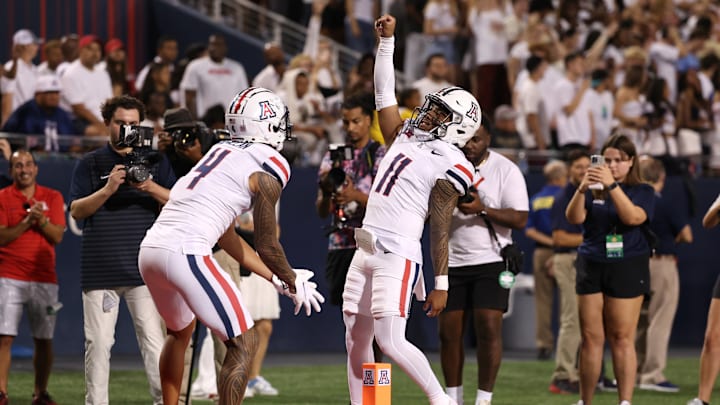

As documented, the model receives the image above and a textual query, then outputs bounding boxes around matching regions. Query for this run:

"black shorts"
[575,254,650,298]
[446,262,509,312]
[325,248,356,306]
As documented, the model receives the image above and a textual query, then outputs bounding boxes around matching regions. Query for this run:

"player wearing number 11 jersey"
[139,87,324,405]
[342,14,480,405]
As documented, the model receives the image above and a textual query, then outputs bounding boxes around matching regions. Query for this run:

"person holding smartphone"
[565,134,655,405]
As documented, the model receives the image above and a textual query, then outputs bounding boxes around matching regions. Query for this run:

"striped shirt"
[68,144,177,289]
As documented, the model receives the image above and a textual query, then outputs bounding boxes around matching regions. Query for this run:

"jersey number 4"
[187,149,231,190]
[374,153,412,196]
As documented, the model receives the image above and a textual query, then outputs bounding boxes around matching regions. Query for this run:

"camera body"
[117,125,158,183]
[329,143,353,164]
[171,124,232,155]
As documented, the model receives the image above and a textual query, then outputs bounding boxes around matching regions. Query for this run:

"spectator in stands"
[68,95,175,405]
[527,160,567,361]
[548,149,590,395]
[441,114,529,405]
[412,54,453,101]
[59,35,113,136]
[37,40,63,77]
[305,1,343,106]
[141,92,170,139]
[346,53,374,95]
[1,75,75,150]
[135,36,178,93]
[643,77,677,157]
[585,69,614,152]
[180,34,248,119]
[422,0,459,83]
[344,0,378,55]
[276,68,327,166]
[57,34,78,77]
[102,38,130,97]
[1,29,41,127]
[688,192,720,405]
[491,105,523,149]
[614,65,648,150]
[0,149,65,405]
[676,68,712,139]
[516,55,549,150]
[252,42,285,92]
[468,0,511,115]
[566,134,655,405]
[636,157,692,395]
[138,62,173,111]
[555,51,595,152]
[698,52,717,102]
[648,27,685,103]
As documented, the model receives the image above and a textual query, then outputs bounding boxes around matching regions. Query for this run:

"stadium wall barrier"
[4,157,719,355]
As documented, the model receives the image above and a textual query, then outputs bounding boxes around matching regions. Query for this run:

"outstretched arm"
[424,179,460,317]
[374,15,403,147]
[250,171,296,291]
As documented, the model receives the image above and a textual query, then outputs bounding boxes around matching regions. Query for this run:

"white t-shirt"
[411,77,452,101]
[180,56,249,118]
[142,142,290,255]
[699,71,714,102]
[554,77,593,147]
[252,65,281,92]
[586,88,615,149]
[515,77,549,148]
[362,124,475,264]
[649,41,679,102]
[468,7,510,65]
[1,59,37,112]
[448,150,529,267]
[60,60,113,121]
[424,1,456,41]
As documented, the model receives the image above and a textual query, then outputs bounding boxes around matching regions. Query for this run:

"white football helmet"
[411,86,482,148]
[225,87,293,150]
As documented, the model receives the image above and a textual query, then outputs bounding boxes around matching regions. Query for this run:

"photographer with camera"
[68,95,176,405]
[316,92,385,309]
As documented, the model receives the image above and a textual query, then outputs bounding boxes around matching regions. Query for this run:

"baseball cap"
[494,105,518,122]
[164,108,196,130]
[13,29,43,46]
[35,75,61,93]
[78,34,101,49]
[105,38,124,54]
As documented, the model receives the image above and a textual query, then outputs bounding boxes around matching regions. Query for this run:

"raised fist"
[375,15,396,38]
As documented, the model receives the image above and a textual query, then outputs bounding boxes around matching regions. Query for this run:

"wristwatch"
[607,182,620,191]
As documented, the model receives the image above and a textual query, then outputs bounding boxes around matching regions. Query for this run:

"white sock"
[446,386,463,405]
[343,312,375,405]
[619,401,631,405]
[374,316,446,403]
[476,389,492,404]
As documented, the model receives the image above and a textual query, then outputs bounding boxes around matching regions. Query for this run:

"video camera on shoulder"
[171,124,232,154]
[118,125,154,148]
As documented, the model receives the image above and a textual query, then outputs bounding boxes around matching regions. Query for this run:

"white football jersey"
[142,141,290,254]
[362,124,475,264]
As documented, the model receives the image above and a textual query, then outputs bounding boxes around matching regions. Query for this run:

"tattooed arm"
[423,179,460,317]
[249,171,296,292]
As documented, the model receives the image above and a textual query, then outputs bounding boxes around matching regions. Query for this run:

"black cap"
[164,108,196,131]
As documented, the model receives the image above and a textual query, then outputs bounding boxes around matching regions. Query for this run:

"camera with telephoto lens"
[170,124,232,154]
[118,125,160,183]
[321,144,358,233]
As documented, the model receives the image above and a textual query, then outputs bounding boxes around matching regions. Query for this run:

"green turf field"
[6,357,714,404]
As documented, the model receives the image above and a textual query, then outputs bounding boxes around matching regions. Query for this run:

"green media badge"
[498,270,515,289]
[605,234,624,258]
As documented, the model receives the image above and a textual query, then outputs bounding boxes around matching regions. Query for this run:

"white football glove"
[272,269,325,316]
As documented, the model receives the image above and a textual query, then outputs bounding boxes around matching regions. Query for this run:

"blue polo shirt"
[551,182,584,253]
[2,99,76,136]
[527,184,563,247]
[578,183,655,262]
[69,144,177,289]
[650,191,690,256]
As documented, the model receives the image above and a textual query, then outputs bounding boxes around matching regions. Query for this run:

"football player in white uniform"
[341,15,481,405]
[138,87,324,405]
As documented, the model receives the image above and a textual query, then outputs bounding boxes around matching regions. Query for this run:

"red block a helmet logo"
[258,100,277,120]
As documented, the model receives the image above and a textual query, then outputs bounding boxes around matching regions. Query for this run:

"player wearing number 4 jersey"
[342,15,479,405]
[139,87,324,405]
